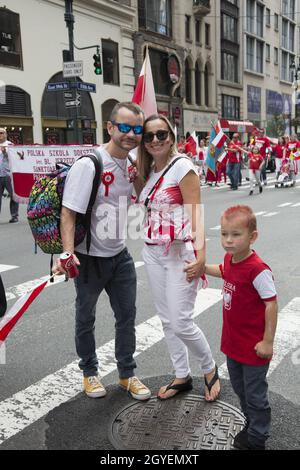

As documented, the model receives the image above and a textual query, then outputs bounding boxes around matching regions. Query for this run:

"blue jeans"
[227,357,271,447]
[74,248,137,378]
[226,163,240,189]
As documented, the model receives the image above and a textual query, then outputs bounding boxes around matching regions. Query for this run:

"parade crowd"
[178,129,300,195]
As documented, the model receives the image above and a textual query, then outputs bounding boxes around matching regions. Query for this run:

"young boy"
[205,205,278,450]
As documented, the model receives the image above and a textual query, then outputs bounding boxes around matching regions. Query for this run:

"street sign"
[65,91,81,108]
[63,61,83,78]
[77,82,96,93]
[47,82,70,91]
[64,91,74,100]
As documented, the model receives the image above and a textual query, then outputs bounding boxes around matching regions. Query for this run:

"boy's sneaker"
[119,376,151,401]
[9,216,18,223]
[259,185,263,193]
[249,190,253,196]
[83,376,107,398]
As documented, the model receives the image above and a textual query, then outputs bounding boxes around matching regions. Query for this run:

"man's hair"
[109,102,144,122]
[221,205,257,232]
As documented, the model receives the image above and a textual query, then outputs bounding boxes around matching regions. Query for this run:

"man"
[254,130,270,185]
[0,128,19,222]
[226,133,242,191]
[54,102,151,400]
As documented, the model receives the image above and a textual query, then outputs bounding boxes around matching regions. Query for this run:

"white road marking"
[0,265,18,274]
[219,298,300,380]
[5,261,145,302]
[254,211,267,216]
[210,225,221,231]
[263,212,279,217]
[277,202,292,207]
[291,202,300,207]
[0,288,222,445]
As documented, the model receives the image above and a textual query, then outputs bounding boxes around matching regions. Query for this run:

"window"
[246,0,255,34]
[274,47,279,65]
[282,0,289,17]
[204,64,210,106]
[222,14,237,42]
[281,51,289,81]
[290,0,295,20]
[282,20,288,49]
[0,8,23,69]
[205,23,210,47]
[289,23,295,52]
[265,8,271,27]
[185,59,192,104]
[274,13,279,31]
[149,48,172,96]
[195,19,201,43]
[195,61,201,106]
[256,4,264,37]
[102,40,119,85]
[138,0,172,37]
[185,15,191,40]
[222,95,240,119]
[256,41,263,73]
[246,36,255,70]
[221,52,238,82]
[266,44,270,62]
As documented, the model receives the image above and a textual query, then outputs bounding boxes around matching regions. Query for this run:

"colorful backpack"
[27,152,103,256]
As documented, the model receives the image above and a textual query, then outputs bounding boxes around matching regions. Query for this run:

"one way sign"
[65,91,81,108]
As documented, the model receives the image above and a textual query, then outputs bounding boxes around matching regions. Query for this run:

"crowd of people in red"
[178,129,300,195]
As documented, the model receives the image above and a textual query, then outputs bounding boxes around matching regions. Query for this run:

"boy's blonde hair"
[221,205,257,232]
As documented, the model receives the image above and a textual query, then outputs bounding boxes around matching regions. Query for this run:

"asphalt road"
[0,171,300,450]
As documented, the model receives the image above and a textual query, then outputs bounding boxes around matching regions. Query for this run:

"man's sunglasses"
[111,121,143,135]
[143,130,169,143]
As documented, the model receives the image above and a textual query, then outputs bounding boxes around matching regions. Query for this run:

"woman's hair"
[138,114,178,182]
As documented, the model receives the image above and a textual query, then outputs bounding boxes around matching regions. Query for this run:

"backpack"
[27,152,103,257]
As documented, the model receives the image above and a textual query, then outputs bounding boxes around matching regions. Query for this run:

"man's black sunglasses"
[143,130,170,143]
[111,121,143,135]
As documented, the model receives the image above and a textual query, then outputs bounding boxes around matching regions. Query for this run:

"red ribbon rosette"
[128,164,137,183]
[102,171,115,196]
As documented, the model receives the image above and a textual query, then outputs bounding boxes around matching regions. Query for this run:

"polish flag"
[212,121,227,149]
[132,48,157,118]
[185,132,198,156]
[0,279,48,343]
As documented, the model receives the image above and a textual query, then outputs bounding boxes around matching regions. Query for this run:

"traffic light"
[93,52,102,75]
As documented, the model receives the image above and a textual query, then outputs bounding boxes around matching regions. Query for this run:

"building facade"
[134,0,218,138]
[0,0,137,144]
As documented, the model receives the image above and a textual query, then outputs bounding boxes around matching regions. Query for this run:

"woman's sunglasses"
[143,130,170,143]
[111,121,143,135]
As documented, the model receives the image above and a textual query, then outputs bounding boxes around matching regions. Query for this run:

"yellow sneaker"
[83,376,107,398]
[119,376,151,401]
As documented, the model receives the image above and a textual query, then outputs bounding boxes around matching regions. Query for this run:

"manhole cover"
[109,395,245,450]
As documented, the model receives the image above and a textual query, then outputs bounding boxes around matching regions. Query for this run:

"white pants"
[275,158,282,174]
[249,169,261,191]
[142,242,215,378]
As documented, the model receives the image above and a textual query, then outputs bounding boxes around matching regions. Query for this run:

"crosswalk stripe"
[263,212,279,217]
[0,288,222,445]
[0,265,18,274]
[219,298,300,380]
[291,202,300,207]
[5,261,145,302]
[278,202,293,207]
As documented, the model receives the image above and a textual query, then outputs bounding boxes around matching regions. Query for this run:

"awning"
[220,119,255,133]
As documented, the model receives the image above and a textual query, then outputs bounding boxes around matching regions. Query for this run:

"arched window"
[195,61,201,106]
[204,63,210,107]
[185,59,192,104]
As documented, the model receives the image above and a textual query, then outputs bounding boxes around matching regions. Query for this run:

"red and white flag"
[132,47,157,118]
[212,121,227,149]
[0,279,48,343]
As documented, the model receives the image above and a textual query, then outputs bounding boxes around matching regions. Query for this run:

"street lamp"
[290,58,300,136]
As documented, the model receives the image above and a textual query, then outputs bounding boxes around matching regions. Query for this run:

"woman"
[273,137,284,179]
[137,114,220,401]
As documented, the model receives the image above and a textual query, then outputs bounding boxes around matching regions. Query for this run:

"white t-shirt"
[139,156,197,248]
[62,146,135,257]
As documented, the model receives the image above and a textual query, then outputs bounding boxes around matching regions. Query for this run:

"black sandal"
[204,365,220,402]
[157,376,193,400]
